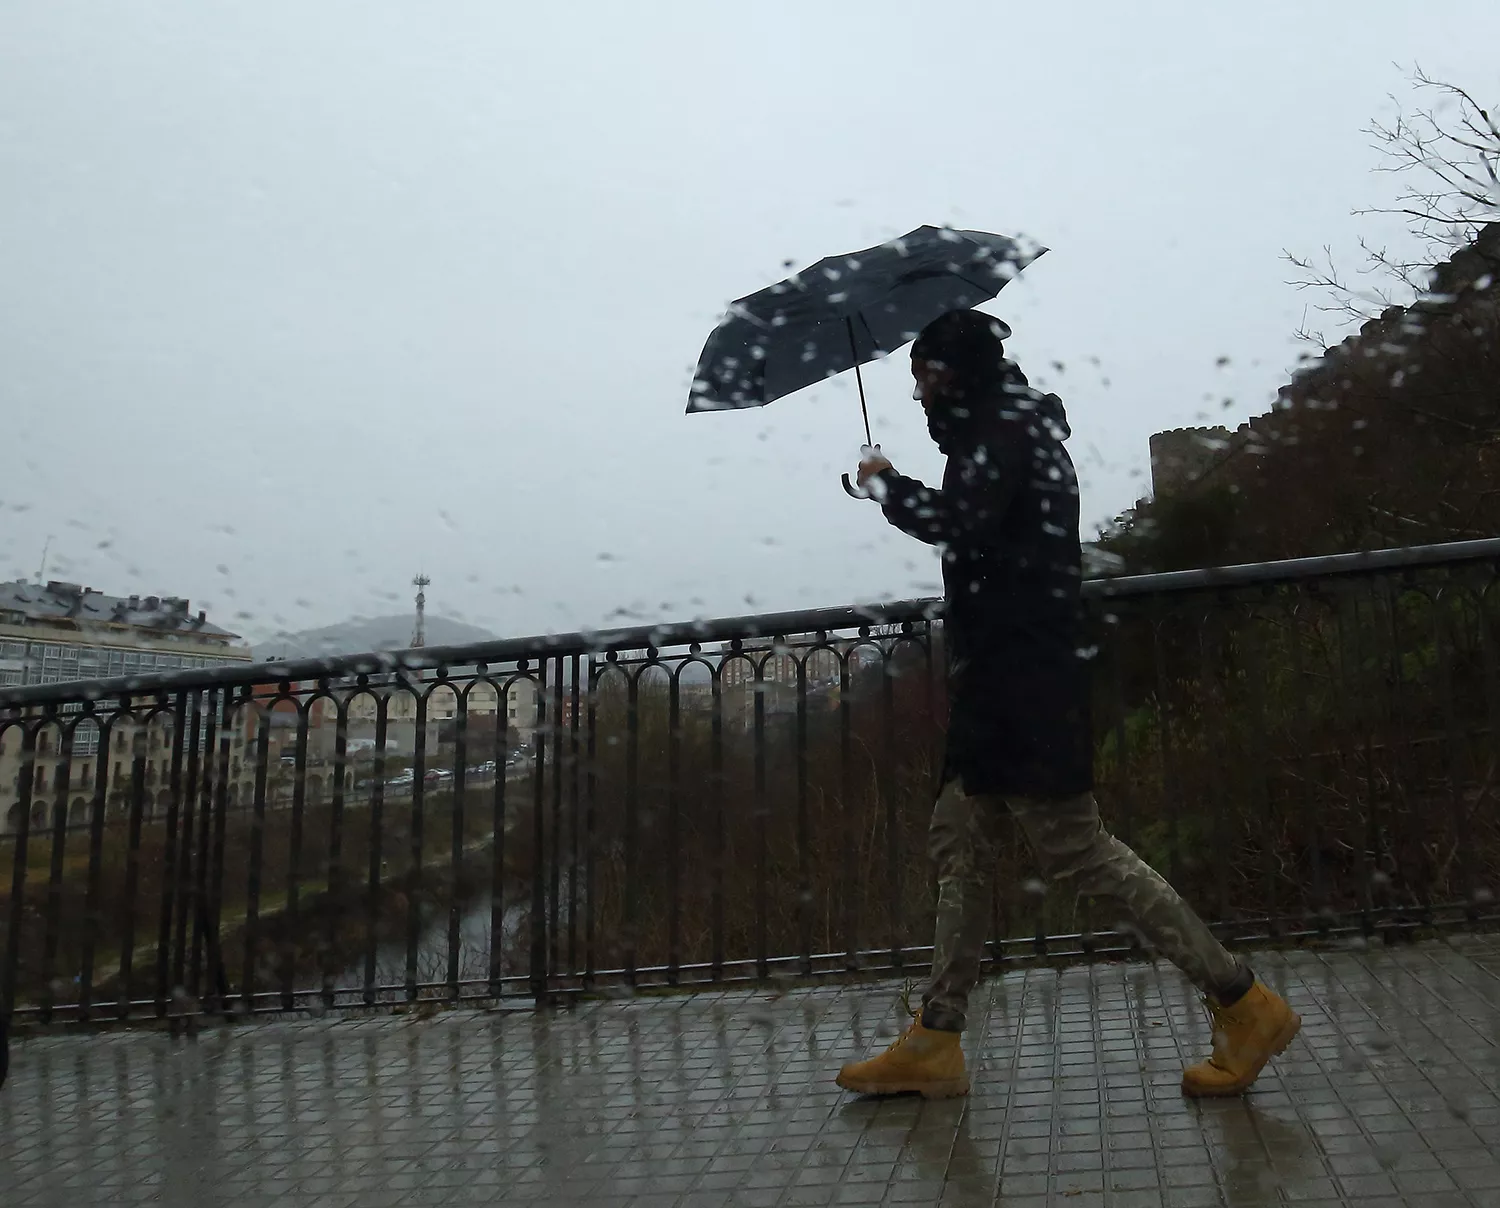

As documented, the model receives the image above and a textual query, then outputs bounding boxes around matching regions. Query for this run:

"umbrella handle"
[842,473,870,500]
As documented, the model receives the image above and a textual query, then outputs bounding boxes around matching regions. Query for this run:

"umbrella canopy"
[687,225,1044,418]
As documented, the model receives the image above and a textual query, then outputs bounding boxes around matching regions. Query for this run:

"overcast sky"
[2,3,1497,645]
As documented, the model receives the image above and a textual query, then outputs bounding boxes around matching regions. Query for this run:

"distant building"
[0,579,253,833]
[339,670,539,755]
[1148,222,1500,518]
[1149,425,1255,499]
[720,647,800,691]
[0,579,247,688]
[1081,542,1127,578]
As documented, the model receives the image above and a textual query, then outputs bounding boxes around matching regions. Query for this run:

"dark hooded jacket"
[876,361,1093,799]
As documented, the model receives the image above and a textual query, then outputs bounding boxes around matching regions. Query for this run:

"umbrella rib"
[951,270,1004,296]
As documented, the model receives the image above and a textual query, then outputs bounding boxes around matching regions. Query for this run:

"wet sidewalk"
[3,937,1500,1208]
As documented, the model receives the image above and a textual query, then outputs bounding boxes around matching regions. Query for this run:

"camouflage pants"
[922,779,1242,1032]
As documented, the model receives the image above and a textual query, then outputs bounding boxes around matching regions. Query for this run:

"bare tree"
[1285,66,1500,341]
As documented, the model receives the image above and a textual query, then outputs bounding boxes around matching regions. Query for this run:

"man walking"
[835,309,1299,1100]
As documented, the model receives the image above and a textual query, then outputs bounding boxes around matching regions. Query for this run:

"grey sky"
[2,3,1497,645]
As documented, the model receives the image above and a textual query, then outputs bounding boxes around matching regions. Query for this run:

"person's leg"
[1006,791,1300,1097]
[835,779,994,1098]
[1006,791,1242,994]
[921,777,1003,1032]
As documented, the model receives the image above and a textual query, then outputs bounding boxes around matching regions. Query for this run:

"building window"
[37,766,47,792]
[73,719,99,757]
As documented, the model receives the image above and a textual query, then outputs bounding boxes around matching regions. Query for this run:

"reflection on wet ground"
[3,936,1500,1207]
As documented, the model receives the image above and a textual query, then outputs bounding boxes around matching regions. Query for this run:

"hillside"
[253,614,500,662]
[1100,222,1500,571]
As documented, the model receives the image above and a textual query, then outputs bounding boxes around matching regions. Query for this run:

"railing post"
[549,658,565,988]
[406,683,428,1003]
[883,636,900,970]
[323,693,348,1012]
[709,663,724,983]
[78,705,118,1022]
[530,661,549,1002]
[363,696,388,1006]
[567,654,581,980]
[487,676,510,999]
[839,644,856,972]
[753,655,768,980]
[116,717,151,1018]
[796,650,812,977]
[155,695,188,1018]
[584,656,599,991]
[173,691,203,1001]
[447,684,468,1001]
[204,690,235,1016]
[667,667,682,986]
[1,723,37,1028]
[40,716,76,1024]
[281,695,310,1011]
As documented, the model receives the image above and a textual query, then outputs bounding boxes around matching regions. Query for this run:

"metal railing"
[3,538,1499,1025]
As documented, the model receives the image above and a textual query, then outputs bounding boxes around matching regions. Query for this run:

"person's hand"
[856,450,894,487]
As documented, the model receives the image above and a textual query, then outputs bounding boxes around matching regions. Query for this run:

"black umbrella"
[687,225,1044,479]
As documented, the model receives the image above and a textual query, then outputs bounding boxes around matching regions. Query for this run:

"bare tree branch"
[1285,66,1500,333]
[1363,66,1500,249]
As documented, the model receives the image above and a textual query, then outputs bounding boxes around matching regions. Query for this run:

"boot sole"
[1181,1011,1302,1099]
[835,1072,970,1100]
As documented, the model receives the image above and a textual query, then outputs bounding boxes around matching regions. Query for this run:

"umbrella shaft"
[846,318,873,447]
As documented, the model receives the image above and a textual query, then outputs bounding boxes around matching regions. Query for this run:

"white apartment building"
[0,579,252,833]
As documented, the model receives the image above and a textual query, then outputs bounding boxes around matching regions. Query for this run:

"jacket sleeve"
[876,431,1025,549]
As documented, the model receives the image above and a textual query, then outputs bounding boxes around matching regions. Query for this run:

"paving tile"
[4,935,1500,1207]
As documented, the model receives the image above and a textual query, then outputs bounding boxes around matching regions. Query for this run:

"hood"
[926,361,1071,453]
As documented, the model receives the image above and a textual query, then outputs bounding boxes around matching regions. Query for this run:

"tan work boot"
[1181,979,1301,1098]
[836,1016,969,1099]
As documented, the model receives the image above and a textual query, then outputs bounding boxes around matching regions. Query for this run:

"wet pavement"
[3,936,1500,1208]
